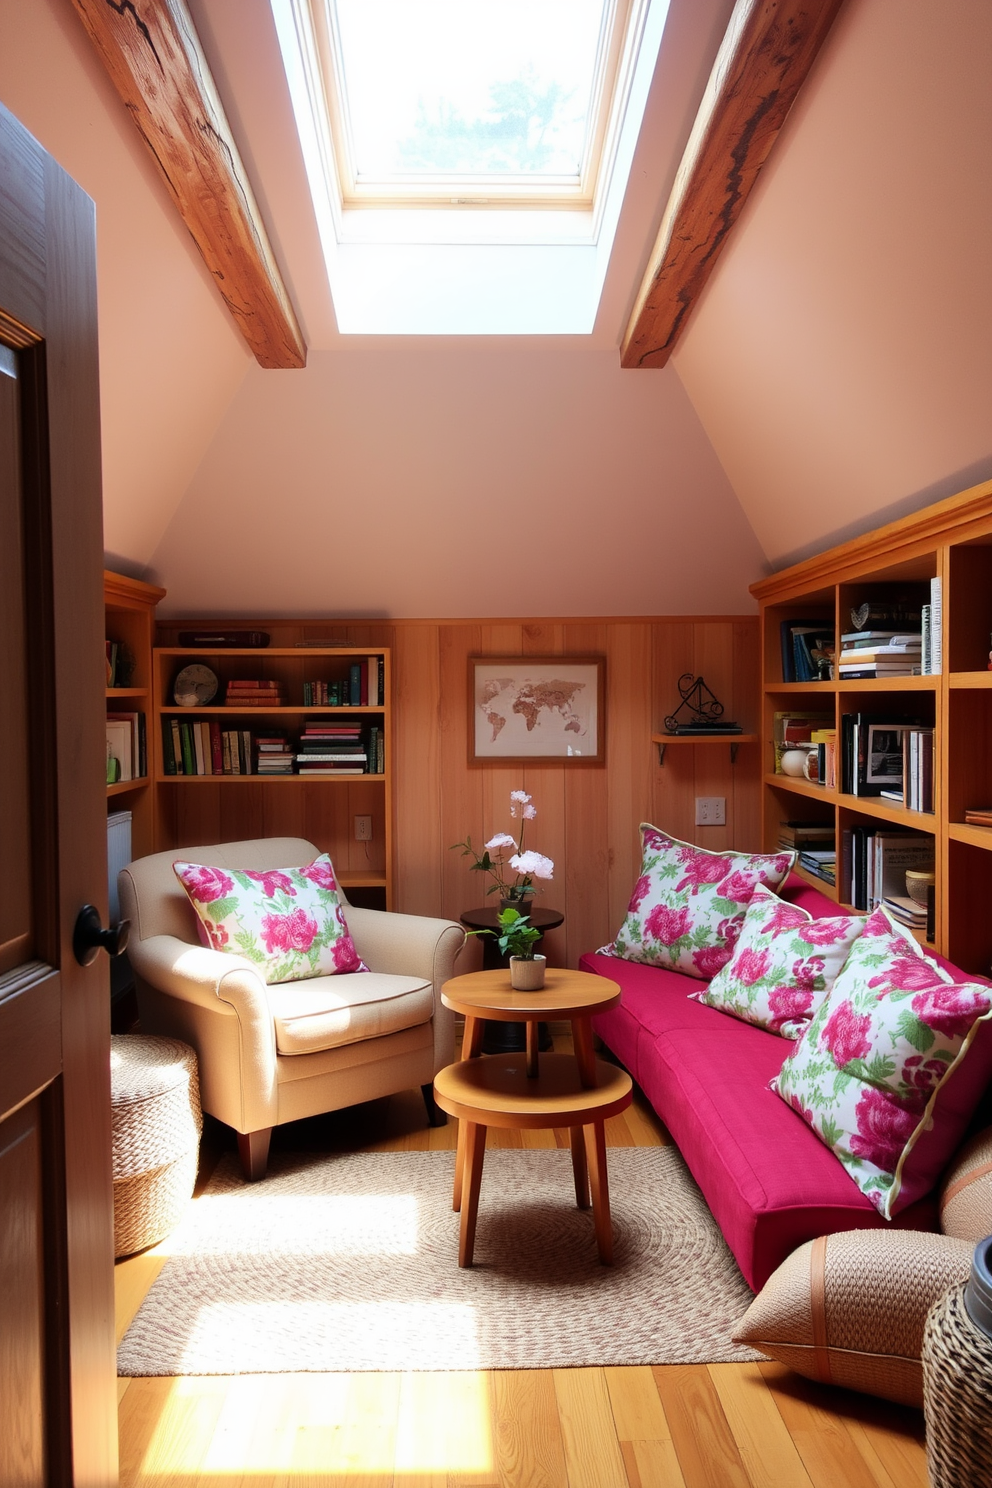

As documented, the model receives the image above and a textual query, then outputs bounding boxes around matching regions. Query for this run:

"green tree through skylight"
[397,70,580,176]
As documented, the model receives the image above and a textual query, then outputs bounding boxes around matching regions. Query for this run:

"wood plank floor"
[115,1033,929,1488]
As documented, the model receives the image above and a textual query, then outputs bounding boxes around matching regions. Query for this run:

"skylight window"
[315,0,632,207]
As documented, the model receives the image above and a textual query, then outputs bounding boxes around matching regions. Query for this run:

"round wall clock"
[173,663,219,707]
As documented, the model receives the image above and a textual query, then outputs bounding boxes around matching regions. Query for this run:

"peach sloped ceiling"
[0,0,250,568]
[149,346,766,618]
[672,0,992,572]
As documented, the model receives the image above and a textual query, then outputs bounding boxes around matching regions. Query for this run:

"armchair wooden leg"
[422,1083,447,1127]
[237,1127,272,1182]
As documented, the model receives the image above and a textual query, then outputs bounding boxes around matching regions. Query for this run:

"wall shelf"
[653,732,758,764]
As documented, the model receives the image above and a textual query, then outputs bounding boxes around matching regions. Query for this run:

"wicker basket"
[110,1034,202,1257]
[923,1277,992,1487]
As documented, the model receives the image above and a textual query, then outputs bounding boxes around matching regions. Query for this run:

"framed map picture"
[469,656,605,764]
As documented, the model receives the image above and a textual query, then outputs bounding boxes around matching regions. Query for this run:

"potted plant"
[468,905,547,990]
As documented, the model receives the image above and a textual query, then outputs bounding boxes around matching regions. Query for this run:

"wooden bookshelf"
[151,637,394,907]
[105,571,166,860]
[752,474,992,976]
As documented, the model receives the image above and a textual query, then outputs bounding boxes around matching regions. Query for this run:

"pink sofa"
[581,874,954,1291]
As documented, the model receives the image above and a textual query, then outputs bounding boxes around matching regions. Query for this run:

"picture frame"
[468,656,605,764]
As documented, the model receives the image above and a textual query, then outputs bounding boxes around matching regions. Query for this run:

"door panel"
[0,99,117,1487]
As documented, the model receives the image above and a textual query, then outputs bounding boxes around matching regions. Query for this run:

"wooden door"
[0,102,117,1486]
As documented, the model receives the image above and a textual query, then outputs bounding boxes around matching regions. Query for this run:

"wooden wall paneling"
[606,624,654,933]
[439,625,485,922]
[652,621,697,844]
[731,621,762,851]
[689,624,738,853]
[564,623,612,962]
[392,625,442,916]
[476,626,523,930]
[521,622,567,967]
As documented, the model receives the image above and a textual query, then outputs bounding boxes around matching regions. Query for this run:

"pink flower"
[763,903,809,935]
[627,875,652,913]
[733,947,772,986]
[331,935,363,972]
[768,986,815,1035]
[901,1054,950,1095]
[820,1000,873,1067]
[645,902,691,945]
[261,908,319,956]
[869,957,947,993]
[848,1088,917,1171]
[716,869,758,904]
[716,917,742,952]
[204,919,229,949]
[911,984,991,1039]
[179,864,234,904]
[693,945,732,978]
[782,1089,815,1125]
[485,832,517,851]
[245,869,295,898]
[790,955,825,993]
[796,918,854,948]
[299,858,337,891]
[676,853,733,893]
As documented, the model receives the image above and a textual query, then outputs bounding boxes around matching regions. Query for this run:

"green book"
[161,717,176,775]
[179,721,195,776]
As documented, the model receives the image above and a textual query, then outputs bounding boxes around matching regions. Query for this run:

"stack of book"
[882,895,928,932]
[879,728,934,811]
[295,724,366,775]
[964,807,992,828]
[255,733,293,774]
[837,631,922,678]
[778,821,836,885]
[225,680,284,707]
[810,727,838,789]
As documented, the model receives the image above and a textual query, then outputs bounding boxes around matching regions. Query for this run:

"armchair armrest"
[344,909,466,987]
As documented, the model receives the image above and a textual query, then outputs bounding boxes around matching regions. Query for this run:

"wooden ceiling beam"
[621,0,845,370]
[70,0,306,369]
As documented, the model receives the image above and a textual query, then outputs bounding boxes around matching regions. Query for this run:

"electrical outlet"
[354,815,373,841]
[695,796,726,826]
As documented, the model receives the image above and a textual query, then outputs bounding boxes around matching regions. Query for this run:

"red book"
[210,721,223,774]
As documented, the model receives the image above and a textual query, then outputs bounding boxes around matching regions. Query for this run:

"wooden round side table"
[435,967,630,1267]
[458,906,564,1054]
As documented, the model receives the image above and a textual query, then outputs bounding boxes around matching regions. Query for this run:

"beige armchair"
[118,837,466,1179]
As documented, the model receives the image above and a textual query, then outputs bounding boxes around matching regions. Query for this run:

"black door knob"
[73,904,130,967]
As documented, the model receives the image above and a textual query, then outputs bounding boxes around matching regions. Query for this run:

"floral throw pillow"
[597,825,796,979]
[173,854,367,985]
[689,885,866,1038]
[772,908,992,1218]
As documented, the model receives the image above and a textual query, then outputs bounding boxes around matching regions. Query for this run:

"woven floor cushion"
[111,1034,202,1257]
[733,1228,973,1407]
[939,1127,992,1242]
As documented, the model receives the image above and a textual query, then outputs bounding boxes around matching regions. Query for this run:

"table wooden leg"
[459,1121,487,1268]
[569,1125,590,1209]
[460,1013,484,1061]
[453,1117,466,1211]
[583,1120,613,1265]
[525,1019,539,1079]
[573,1016,597,1087]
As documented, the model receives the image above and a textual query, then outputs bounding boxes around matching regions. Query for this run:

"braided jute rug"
[118,1147,762,1374]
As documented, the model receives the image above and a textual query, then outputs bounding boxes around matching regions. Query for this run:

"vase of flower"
[450,789,554,906]
[510,953,546,991]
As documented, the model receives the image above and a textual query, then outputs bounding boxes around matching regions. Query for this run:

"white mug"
[802,748,819,783]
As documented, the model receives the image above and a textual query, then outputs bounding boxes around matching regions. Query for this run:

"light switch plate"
[695,797,726,826]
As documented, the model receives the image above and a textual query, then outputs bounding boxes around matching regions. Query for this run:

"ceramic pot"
[509,954,546,991]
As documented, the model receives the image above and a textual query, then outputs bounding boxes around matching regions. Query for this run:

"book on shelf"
[798,848,836,885]
[847,827,934,912]
[883,895,927,929]
[779,620,834,682]
[106,717,133,782]
[838,642,922,663]
[773,710,832,772]
[107,710,145,779]
[778,820,835,849]
[841,714,926,796]
[964,808,992,827]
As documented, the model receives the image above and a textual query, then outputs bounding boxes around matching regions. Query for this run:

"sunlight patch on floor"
[165,1190,423,1256]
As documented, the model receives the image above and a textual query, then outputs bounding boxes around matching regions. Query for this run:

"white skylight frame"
[270,0,670,333]
[284,0,649,219]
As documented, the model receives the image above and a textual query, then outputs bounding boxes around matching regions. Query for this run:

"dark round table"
[458,906,564,1054]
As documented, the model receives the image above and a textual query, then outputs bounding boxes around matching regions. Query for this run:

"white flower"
[509,790,531,803]
[510,851,554,880]
[521,803,537,819]
[509,789,534,819]
[485,832,517,851]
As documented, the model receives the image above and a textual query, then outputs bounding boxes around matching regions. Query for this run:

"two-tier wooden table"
[434,968,632,1267]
